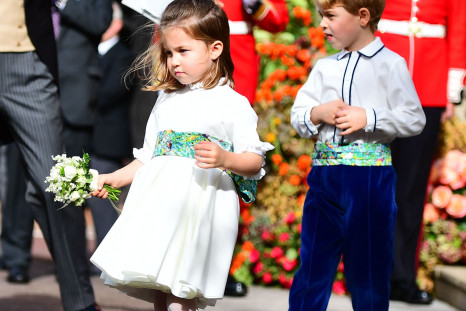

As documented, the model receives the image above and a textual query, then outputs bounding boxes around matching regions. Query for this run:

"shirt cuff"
[364,107,376,132]
[302,107,319,135]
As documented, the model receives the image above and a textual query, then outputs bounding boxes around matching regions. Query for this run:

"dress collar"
[187,77,230,90]
[337,37,385,60]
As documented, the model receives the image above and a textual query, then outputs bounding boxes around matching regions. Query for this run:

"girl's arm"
[193,141,263,177]
[92,159,144,199]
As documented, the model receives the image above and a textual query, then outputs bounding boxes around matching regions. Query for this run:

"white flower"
[64,166,77,179]
[51,167,61,179]
[76,176,87,188]
[70,191,81,202]
[89,169,99,192]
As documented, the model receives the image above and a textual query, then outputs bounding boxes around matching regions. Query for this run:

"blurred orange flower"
[271,153,283,165]
[297,154,312,170]
[279,163,290,176]
[289,175,301,186]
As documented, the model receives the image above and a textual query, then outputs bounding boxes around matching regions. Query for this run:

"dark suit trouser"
[1,143,34,270]
[0,52,94,310]
[390,107,443,285]
[289,166,396,311]
[87,155,120,247]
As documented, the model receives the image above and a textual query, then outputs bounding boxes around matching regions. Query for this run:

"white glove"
[448,68,466,104]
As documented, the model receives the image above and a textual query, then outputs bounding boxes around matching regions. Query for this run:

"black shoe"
[390,282,433,304]
[7,266,30,284]
[224,276,248,297]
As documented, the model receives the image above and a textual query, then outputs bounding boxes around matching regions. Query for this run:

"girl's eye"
[179,49,188,53]
[166,51,172,57]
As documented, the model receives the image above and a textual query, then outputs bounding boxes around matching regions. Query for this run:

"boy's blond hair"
[316,0,385,33]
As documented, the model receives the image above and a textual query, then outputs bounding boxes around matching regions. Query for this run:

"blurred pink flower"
[431,185,453,208]
[271,246,284,259]
[282,258,297,271]
[284,211,297,224]
[279,232,290,243]
[253,261,263,274]
[446,194,466,218]
[262,272,273,284]
[249,249,260,263]
[332,280,346,295]
[423,203,440,223]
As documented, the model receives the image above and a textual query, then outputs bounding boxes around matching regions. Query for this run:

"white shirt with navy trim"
[291,37,426,144]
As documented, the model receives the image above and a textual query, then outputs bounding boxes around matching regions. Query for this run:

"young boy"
[288,1,426,310]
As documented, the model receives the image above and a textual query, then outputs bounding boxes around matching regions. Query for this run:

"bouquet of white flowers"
[45,153,121,214]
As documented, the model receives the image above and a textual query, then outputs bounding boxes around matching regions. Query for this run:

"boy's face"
[318,5,367,51]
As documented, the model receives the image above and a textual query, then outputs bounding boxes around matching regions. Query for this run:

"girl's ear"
[209,40,223,61]
[358,8,370,27]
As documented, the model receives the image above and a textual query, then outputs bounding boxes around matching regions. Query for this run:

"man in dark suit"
[0,0,99,310]
[88,1,134,256]
[56,0,113,157]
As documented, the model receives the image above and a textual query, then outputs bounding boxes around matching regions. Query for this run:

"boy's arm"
[370,58,426,138]
[290,67,324,138]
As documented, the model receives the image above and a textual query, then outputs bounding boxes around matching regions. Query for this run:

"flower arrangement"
[418,148,466,291]
[230,0,349,294]
[45,153,121,214]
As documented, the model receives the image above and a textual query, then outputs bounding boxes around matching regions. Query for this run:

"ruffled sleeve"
[225,93,274,180]
[132,94,162,164]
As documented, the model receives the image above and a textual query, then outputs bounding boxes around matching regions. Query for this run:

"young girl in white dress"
[90,0,273,310]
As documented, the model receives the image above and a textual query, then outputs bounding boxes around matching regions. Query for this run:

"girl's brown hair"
[316,0,385,33]
[131,0,234,93]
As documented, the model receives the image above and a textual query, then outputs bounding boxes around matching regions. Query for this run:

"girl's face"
[318,5,366,51]
[162,27,221,85]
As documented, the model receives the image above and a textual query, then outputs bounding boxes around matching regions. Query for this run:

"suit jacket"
[57,0,113,126]
[0,0,58,145]
[91,40,134,160]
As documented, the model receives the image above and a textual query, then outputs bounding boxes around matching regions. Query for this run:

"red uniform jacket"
[219,0,288,104]
[377,0,466,107]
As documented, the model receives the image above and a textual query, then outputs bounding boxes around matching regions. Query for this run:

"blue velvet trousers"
[289,165,397,311]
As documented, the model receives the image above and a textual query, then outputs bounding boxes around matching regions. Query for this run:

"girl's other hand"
[194,141,227,169]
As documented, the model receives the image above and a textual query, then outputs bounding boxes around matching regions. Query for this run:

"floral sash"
[312,142,392,166]
[153,130,257,203]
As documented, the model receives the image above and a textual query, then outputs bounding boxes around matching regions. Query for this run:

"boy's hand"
[335,106,367,135]
[311,99,348,125]
[194,141,227,169]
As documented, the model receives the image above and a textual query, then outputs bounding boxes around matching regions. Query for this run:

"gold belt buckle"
[408,20,421,37]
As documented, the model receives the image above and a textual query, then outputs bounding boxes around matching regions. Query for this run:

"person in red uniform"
[219,0,289,104]
[217,0,289,296]
[377,0,466,304]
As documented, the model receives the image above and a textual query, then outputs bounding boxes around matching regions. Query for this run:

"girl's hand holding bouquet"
[45,153,121,214]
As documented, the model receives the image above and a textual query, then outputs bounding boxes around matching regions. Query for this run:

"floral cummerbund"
[312,142,392,166]
[153,130,257,203]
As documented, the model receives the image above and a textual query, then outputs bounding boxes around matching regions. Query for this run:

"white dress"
[90,81,273,308]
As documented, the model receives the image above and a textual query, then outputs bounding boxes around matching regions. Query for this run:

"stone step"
[435,265,466,311]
